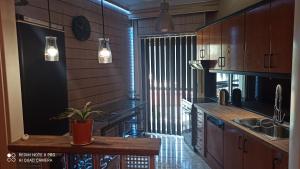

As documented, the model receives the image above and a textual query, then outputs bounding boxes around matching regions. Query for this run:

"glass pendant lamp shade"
[156,1,174,32]
[98,38,112,64]
[44,36,59,61]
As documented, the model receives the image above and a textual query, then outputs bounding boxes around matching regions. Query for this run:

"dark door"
[17,22,68,135]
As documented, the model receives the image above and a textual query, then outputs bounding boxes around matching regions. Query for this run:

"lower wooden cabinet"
[243,135,273,169]
[224,123,288,169]
[224,124,243,169]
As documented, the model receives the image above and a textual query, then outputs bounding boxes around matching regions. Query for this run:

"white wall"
[289,0,300,168]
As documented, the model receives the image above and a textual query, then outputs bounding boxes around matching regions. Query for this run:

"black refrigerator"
[17,21,68,135]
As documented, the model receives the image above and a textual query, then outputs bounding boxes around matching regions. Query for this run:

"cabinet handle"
[238,136,243,150]
[238,135,243,150]
[222,57,225,67]
[264,54,269,68]
[269,53,273,68]
[243,138,248,153]
[200,49,205,59]
[218,57,222,67]
[272,158,281,169]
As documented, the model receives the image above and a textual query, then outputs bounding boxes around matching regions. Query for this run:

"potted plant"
[52,102,106,145]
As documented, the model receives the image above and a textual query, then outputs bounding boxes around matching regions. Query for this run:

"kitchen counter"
[194,103,289,153]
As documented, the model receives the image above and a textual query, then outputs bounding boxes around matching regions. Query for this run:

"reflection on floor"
[148,133,211,169]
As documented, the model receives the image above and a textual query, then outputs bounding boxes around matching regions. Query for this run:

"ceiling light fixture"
[98,0,112,64]
[156,0,174,33]
[44,0,59,61]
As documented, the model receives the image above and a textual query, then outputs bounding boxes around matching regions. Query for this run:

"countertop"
[8,135,160,156]
[194,103,289,153]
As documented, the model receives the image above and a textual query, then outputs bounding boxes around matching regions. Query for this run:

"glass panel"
[216,73,229,97]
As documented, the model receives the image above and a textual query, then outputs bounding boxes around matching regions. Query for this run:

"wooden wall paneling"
[16,0,130,109]
[221,14,245,71]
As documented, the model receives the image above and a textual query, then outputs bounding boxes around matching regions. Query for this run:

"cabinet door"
[222,14,245,71]
[273,150,288,169]
[243,135,273,169]
[202,27,210,60]
[209,23,222,69]
[224,124,243,169]
[245,3,270,72]
[269,0,294,73]
[206,118,224,166]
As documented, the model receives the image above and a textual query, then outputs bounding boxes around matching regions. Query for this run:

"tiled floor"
[148,133,211,169]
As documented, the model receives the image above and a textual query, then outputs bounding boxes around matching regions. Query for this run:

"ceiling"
[107,0,219,11]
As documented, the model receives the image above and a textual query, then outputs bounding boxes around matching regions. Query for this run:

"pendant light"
[98,0,112,64]
[156,0,174,32]
[44,0,59,61]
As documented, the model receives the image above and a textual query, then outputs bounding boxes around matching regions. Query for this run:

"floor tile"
[147,133,211,169]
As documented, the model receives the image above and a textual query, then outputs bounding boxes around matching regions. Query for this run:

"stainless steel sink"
[233,118,289,139]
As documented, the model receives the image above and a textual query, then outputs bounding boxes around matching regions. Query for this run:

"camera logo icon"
[7,153,16,162]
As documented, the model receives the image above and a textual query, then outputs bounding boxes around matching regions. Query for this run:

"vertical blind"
[141,35,197,135]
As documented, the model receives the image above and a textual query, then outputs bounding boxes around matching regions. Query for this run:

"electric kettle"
[219,89,229,105]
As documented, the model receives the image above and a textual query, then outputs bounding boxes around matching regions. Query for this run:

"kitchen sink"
[233,118,289,139]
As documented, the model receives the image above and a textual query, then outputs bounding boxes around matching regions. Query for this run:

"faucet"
[273,84,285,124]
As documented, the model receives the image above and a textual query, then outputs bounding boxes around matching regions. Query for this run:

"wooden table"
[8,135,161,169]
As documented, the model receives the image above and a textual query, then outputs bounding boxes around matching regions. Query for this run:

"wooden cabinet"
[245,0,294,73]
[272,150,289,169]
[224,123,288,169]
[203,27,210,60]
[197,28,210,60]
[245,3,270,73]
[243,135,273,169]
[224,124,243,169]
[209,23,222,70]
[222,14,245,71]
[269,0,294,73]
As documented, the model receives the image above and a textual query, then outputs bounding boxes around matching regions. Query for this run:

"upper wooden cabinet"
[245,3,270,73]
[197,27,210,60]
[245,0,294,73]
[197,0,294,73]
[269,0,294,73]
[209,23,222,70]
[222,14,245,71]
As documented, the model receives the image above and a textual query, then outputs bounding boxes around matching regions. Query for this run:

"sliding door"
[141,35,197,135]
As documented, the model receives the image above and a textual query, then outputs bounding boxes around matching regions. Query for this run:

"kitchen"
[0,0,300,169]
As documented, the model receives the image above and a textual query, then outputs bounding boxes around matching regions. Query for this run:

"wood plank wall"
[15,0,130,108]
[137,13,206,36]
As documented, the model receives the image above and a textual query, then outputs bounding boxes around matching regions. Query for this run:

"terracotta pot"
[71,119,93,145]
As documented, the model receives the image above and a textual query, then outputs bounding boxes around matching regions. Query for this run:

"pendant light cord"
[101,0,105,38]
[47,0,51,28]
